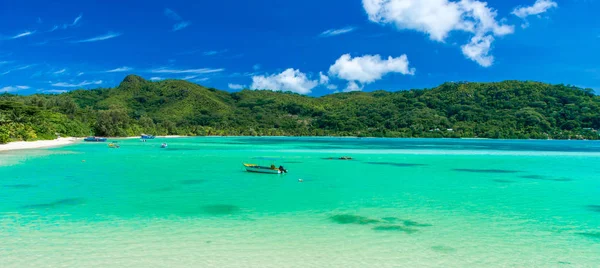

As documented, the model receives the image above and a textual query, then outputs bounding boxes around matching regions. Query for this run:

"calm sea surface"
[1,137,599,267]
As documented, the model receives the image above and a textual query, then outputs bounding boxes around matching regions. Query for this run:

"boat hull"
[243,164,283,174]
[84,137,107,142]
[245,167,282,174]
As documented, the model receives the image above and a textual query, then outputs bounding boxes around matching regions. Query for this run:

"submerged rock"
[431,245,456,253]
[453,169,520,174]
[23,198,85,209]
[372,225,418,234]
[201,204,239,215]
[329,214,380,225]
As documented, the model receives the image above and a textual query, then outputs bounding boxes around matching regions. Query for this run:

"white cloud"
[165,8,191,31]
[10,31,35,39]
[362,0,514,67]
[251,68,318,94]
[150,77,164,81]
[106,66,133,73]
[48,14,83,32]
[203,50,227,56]
[461,35,494,67]
[319,72,330,84]
[164,8,182,21]
[47,25,59,32]
[51,80,102,88]
[327,84,338,90]
[1,85,30,92]
[228,83,245,90]
[253,64,261,71]
[344,81,364,92]
[151,68,224,74]
[320,26,356,37]
[328,54,415,84]
[74,32,121,43]
[512,0,557,19]
[182,75,198,80]
[53,69,67,74]
[173,21,191,31]
[77,72,85,76]
[1,64,35,75]
[42,89,68,94]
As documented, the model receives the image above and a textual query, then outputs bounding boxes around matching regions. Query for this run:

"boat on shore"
[84,136,107,142]
[141,134,155,140]
[243,163,287,174]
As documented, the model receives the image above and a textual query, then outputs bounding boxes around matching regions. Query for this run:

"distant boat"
[161,143,168,148]
[141,134,155,139]
[243,163,287,174]
[84,136,107,142]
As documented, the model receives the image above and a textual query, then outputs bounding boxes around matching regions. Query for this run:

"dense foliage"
[1,75,599,143]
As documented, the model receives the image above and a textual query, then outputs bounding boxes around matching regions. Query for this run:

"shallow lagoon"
[1,137,599,267]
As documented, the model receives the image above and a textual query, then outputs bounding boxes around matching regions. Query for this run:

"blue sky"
[1,0,599,96]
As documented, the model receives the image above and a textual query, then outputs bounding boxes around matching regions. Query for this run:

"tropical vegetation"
[1,75,599,144]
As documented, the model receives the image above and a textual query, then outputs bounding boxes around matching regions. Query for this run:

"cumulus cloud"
[319,72,330,84]
[328,54,415,84]
[362,0,514,67]
[344,81,364,92]
[512,0,557,19]
[51,80,102,87]
[320,26,356,37]
[228,83,245,90]
[0,85,30,92]
[251,68,318,94]
[461,35,494,67]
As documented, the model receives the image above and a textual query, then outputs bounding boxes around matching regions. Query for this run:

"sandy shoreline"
[0,137,79,152]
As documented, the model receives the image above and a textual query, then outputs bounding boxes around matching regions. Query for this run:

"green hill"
[1,75,599,143]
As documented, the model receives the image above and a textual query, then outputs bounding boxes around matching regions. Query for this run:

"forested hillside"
[1,75,599,143]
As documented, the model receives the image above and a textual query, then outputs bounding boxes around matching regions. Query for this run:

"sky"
[1,0,599,96]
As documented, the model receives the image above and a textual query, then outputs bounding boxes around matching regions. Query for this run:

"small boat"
[243,163,287,174]
[161,143,168,148]
[108,142,120,148]
[84,136,107,142]
[141,134,155,140]
[339,156,353,160]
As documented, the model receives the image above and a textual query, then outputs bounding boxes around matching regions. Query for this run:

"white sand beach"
[0,137,79,152]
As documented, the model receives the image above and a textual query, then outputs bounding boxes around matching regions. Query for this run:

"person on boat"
[279,166,287,173]
[270,164,276,170]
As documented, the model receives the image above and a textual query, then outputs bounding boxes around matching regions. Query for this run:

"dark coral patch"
[372,225,418,234]
[330,214,380,225]
[201,204,240,215]
[454,169,519,174]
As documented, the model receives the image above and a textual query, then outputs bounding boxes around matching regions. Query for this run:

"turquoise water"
[1,137,599,267]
